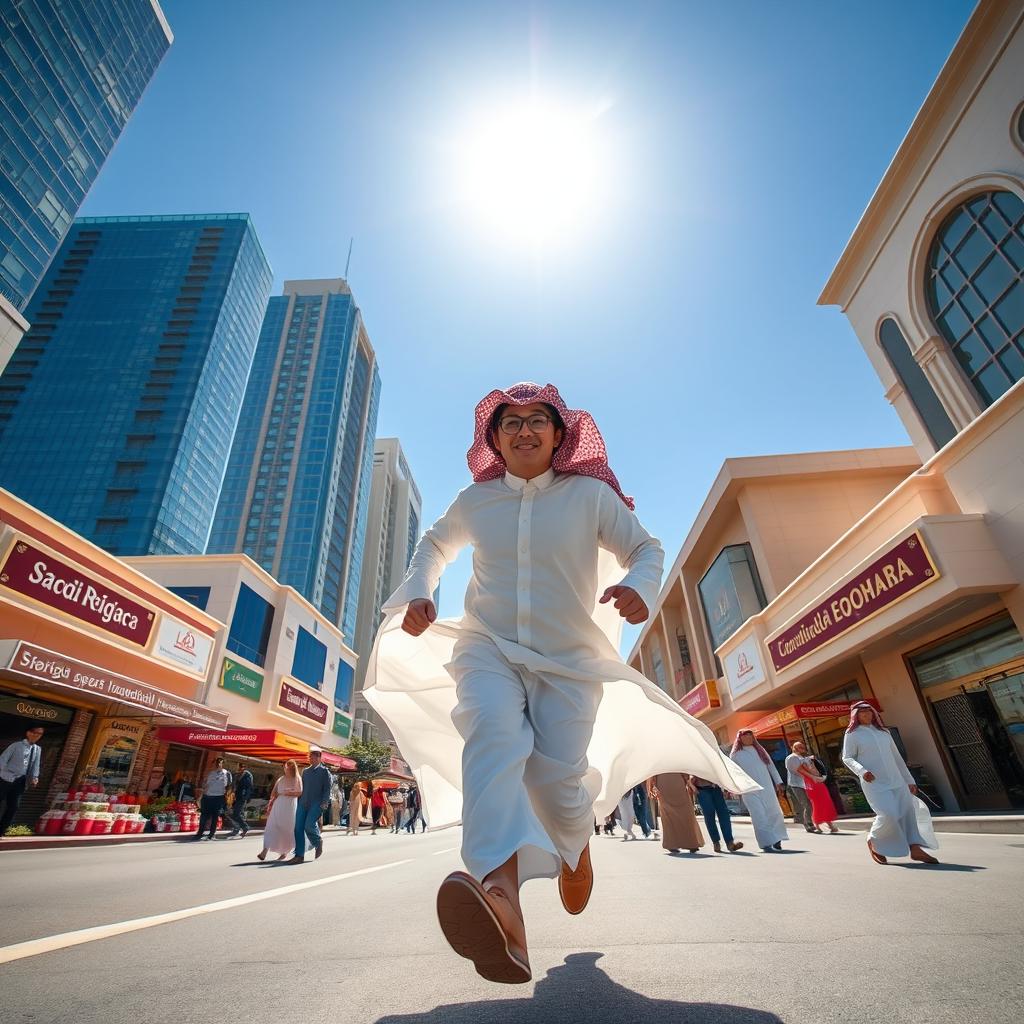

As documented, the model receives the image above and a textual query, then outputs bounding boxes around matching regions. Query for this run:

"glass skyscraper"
[0,0,172,311]
[209,279,381,641]
[0,213,273,554]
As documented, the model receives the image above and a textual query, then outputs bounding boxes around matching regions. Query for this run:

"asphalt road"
[1,822,1021,1024]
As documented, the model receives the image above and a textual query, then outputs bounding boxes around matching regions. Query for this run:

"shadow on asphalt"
[374,951,783,1024]
[890,862,986,872]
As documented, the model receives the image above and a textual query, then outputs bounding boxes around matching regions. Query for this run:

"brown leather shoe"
[436,871,531,984]
[867,839,887,865]
[910,845,939,864]
[558,844,593,915]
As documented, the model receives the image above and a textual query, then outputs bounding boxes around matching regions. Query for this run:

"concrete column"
[916,335,983,429]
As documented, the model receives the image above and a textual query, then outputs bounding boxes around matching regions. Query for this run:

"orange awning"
[156,727,355,770]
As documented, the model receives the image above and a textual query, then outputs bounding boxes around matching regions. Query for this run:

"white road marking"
[0,859,413,965]
[431,847,459,855]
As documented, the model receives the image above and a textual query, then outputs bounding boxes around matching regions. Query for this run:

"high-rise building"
[0,213,273,555]
[209,279,382,642]
[0,0,173,371]
[351,438,422,741]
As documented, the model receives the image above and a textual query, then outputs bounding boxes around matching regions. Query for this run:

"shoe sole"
[436,874,531,985]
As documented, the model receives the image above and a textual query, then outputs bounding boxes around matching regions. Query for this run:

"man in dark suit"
[226,766,254,838]
[288,748,332,863]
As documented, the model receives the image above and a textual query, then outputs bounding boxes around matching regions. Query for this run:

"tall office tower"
[0,213,273,554]
[0,0,173,370]
[351,438,422,739]
[209,279,382,641]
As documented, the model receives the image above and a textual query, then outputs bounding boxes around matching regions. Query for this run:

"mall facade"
[630,2,1024,815]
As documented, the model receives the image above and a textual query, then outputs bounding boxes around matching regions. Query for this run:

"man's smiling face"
[492,402,564,480]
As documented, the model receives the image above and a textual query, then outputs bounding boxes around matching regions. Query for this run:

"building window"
[168,585,211,612]
[698,543,767,651]
[878,318,956,448]
[925,190,1024,407]
[648,634,668,692]
[334,660,355,712]
[227,583,275,667]
[292,626,327,690]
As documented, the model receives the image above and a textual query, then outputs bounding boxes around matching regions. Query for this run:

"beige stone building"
[630,1,1024,815]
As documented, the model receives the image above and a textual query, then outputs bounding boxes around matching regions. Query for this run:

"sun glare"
[455,97,610,246]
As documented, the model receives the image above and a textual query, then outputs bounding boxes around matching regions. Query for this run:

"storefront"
[0,489,225,830]
[906,615,1024,810]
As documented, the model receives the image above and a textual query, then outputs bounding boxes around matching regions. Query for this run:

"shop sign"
[332,711,351,739]
[5,642,228,729]
[277,678,328,725]
[0,694,73,724]
[767,532,940,672]
[0,538,155,647]
[152,616,214,676]
[219,657,264,702]
[748,697,883,736]
[722,634,767,698]
[679,680,721,718]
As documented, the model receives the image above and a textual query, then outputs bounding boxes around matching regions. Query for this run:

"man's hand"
[909,784,918,796]
[863,771,876,783]
[599,586,649,624]
[402,598,437,636]
[29,778,38,788]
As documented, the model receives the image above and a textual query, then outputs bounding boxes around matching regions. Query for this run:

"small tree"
[341,737,393,781]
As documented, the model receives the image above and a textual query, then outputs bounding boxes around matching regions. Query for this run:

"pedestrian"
[632,782,658,839]
[195,757,232,841]
[287,748,332,864]
[650,773,705,854]
[389,786,407,832]
[346,781,367,834]
[259,759,302,862]
[730,730,789,852]
[0,725,44,836]
[328,773,342,827]
[785,741,822,834]
[226,765,254,838]
[842,702,939,865]
[370,783,387,834]
[805,763,841,834]
[692,777,744,853]
[363,381,757,984]
[404,787,421,833]
[616,790,638,840]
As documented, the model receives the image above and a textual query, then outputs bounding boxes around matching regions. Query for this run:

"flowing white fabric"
[364,471,758,880]
[730,747,789,848]
[262,777,301,856]
[842,728,938,856]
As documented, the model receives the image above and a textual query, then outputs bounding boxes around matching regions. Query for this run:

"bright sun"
[456,97,609,246]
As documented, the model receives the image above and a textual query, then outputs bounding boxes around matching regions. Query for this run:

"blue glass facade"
[0,0,172,309]
[0,213,272,554]
[209,280,381,635]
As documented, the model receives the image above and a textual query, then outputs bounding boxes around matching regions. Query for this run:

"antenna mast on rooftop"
[344,237,354,279]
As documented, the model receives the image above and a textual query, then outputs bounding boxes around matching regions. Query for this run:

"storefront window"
[648,635,668,692]
[292,626,326,690]
[226,583,274,667]
[95,731,140,788]
[698,543,767,651]
[911,617,1024,688]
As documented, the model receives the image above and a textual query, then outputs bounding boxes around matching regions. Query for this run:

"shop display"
[35,782,150,836]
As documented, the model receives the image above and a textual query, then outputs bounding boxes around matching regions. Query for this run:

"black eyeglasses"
[497,413,553,436]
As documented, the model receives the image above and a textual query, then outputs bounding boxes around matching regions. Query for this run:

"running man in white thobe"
[842,702,939,864]
[364,382,758,984]
[729,730,789,851]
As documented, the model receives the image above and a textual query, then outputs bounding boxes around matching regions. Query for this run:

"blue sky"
[82,0,975,641]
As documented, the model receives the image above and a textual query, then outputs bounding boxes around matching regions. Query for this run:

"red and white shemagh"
[466,382,635,510]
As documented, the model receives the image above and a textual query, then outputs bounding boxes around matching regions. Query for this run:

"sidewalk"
[0,823,363,853]
[729,813,1024,835]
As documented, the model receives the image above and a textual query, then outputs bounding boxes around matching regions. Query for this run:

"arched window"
[925,190,1024,406]
[878,318,956,448]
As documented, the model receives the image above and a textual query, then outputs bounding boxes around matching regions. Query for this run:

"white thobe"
[364,468,759,885]
[842,728,938,857]
[730,747,789,849]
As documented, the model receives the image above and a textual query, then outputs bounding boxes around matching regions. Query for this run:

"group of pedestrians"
[604,702,940,866]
